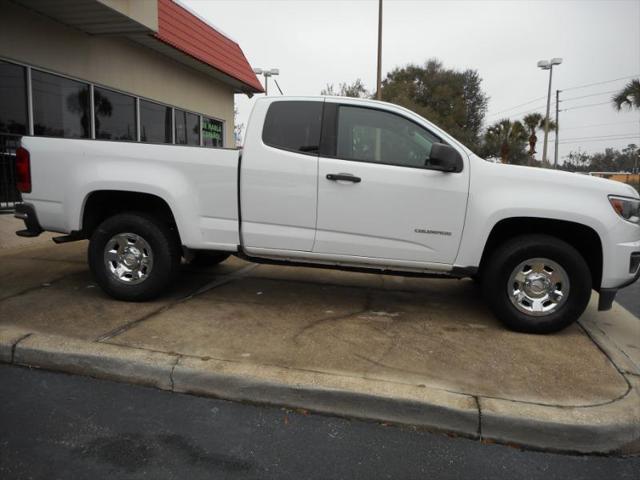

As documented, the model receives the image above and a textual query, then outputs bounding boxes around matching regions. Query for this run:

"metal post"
[265,74,268,96]
[554,89,560,168]
[26,66,34,136]
[89,85,96,139]
[376,0,383,100]
[171,107,175,144]
[542,65,553,165]
[135,98,141,142]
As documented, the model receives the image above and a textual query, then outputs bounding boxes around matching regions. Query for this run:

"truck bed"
[20,137,241,252]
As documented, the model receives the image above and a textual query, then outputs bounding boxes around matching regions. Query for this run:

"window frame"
[201,115,226,148]
[261,100,325,157]
[321,103,451,171]
[30,68,92,139]
[0,55,228,149]
[174,107,201,147]
[0,59,29,136]
[92,85,138,142]
[139,98,174,145]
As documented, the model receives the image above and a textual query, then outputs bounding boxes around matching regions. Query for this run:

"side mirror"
[425,143,464,173]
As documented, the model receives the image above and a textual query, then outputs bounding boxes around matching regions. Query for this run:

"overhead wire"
[486,73,639,120]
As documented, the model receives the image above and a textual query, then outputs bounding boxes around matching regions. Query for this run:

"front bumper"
[598,256,640,310]
[14,203,43,238]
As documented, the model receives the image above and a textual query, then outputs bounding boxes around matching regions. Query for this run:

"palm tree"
[486,119,528,164]
[522,112,557,161]
[612,79,640,111]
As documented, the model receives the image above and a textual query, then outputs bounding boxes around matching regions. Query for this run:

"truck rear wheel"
[88,212,180,301]
[482,235,592,334]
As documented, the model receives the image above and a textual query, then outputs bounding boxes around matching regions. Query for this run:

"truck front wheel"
[482,235,592,334]
[88,212,180,301]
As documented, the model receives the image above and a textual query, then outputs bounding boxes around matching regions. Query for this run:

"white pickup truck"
[14,96,640,333]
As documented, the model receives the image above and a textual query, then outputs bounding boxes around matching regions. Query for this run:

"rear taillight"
[16,146,31,193]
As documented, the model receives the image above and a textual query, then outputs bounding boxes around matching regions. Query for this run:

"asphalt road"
[1,365,638,480]
[616,280,640,318]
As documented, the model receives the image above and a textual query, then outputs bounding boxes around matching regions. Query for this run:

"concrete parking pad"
[110,267,628,407]
[1,243,639,453]
[0,243,252,340]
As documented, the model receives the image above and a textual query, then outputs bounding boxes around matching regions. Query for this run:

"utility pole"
[554,89,560,168]
[376,0,383,100]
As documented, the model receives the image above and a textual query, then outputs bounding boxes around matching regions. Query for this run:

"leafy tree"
[522,112,556,160]
[612,79,640,111]
[481,119,528,164]
[233,106,244,146]
[380,59,488,151]
[561,144,639,174]
[321,79,370,98]
[564,150,590,171]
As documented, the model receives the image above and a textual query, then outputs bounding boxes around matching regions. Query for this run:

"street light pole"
[253,68,279,96]
[554,89,560,168]
[537,58,562,166]
[376,0,383,100]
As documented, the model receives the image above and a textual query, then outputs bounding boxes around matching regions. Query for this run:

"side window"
[202,116,224,147]
[140,100,172,144]
[94,87,136,141]
[262,101,323,154]
[336,106,440,168]
[175,109,200,146]
[0,60,28,135]
[32,70,90,139]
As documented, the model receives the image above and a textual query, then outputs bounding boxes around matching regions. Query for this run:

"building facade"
[0,0,263,188]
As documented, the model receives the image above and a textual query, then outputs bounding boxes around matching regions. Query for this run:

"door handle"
[326,173,361,183]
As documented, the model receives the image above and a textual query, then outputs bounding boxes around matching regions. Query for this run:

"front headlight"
[609,195,640,225]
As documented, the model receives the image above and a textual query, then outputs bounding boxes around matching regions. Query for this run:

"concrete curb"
[1,326,639,455]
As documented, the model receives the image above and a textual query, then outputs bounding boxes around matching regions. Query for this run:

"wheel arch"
[80,190,182,245]
[478,217,603,290]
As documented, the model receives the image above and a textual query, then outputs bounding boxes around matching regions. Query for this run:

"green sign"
[202,117,223,147]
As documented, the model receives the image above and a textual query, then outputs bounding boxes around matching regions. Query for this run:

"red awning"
[155,0,264,94]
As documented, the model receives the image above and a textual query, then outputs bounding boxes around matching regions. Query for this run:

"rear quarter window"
[262,101,323,154]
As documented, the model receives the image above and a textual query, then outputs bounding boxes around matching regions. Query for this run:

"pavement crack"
[95,306,171,343]
[474,396,483,441]
[95,264,259,343]
[0,273,75,303]
[293,309,366,344]
[577,320,634,397]
[10,333,32,364]
[169,355,181,391]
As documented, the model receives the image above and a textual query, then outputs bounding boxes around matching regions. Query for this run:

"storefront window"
[32,70,90,138]
[202,116,223,147]
[94,87,136,141]
[0,60,28,135]
[175,109,200,146]
[140,100,172,144]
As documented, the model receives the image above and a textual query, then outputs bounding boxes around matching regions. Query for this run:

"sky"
[183,0,640,163]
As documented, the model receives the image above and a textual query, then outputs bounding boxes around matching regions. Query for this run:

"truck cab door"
[240,99,323,252]
[314,102,469,266]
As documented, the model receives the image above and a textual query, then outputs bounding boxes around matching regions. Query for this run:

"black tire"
[481,235,592,334]
[187,251,231,267]
[88,212,180,301]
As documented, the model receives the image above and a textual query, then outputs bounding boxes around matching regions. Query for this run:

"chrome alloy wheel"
[104,233,153,285]
[508,258,570,316]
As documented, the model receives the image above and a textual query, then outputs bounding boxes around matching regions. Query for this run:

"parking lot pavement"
[1,239,639,453]
[0,213,53,252]
[2,364,639,480]
[617,281,640,318]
